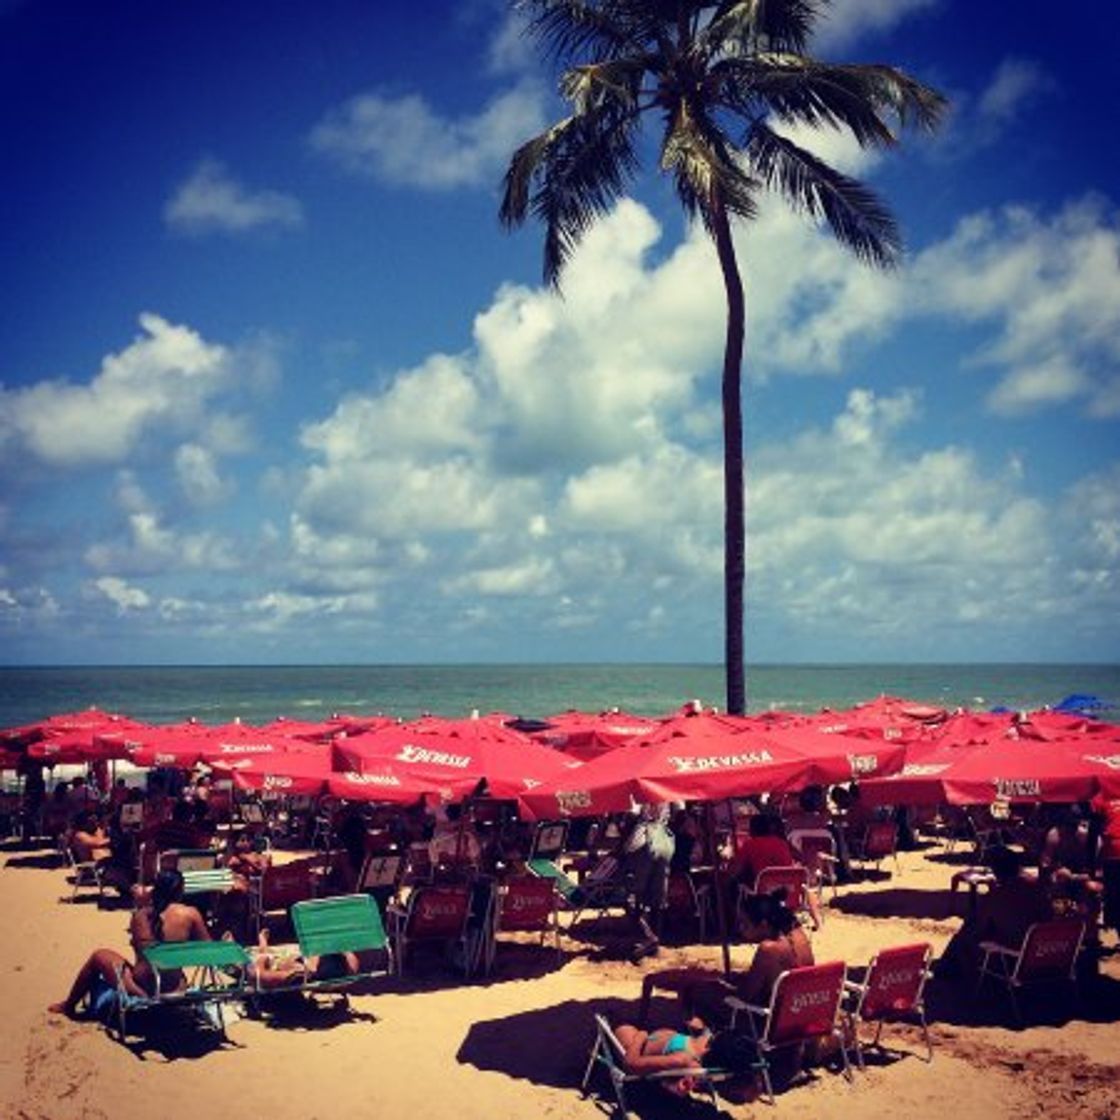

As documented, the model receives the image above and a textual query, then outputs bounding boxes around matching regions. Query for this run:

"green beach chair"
[113,939,252,1042]
[287,892,392,996]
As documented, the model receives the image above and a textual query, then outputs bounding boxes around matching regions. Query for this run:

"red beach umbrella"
[126,722,325,769]
[331,716,581,802]
[530,709,662,761]
[859,732,1120,807]
[209,749,334,798]
[519,711,823,819]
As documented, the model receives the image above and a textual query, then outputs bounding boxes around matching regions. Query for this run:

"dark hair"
[748,812,782,838]
[988,844,1022,883]
[703,1030,757,1073]
[740,888,798,935]
[150,869,185,940]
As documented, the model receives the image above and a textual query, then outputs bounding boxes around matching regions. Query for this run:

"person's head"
[748,811,782,838]
[739,888,798,941]
[798,785,825,814]
[74,809,97,832]
[702,1030,757,1074]
[150,868,185,936]
[830,785,852,811]
[988,844,1022,884]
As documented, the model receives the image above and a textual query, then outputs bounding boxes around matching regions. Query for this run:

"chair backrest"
[529,820,570,862]
[858,943,932,1020]
[1016,919,1085,982]
[763,961,846,1048]
[665,870,699,914]
[405,885,471,939]
[257,858,319,911]
[863,821,897,858]
[240,801,266,825]
[789,830,836,869]
[359,853,404,891]
[498,876,557,931]
[291,892,388,956]
[753,865,809,910]
[162,848,219,873]
[119,802,144,829]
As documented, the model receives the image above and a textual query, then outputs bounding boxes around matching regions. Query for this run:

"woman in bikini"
[49,869,210,1018]
[612,1019,753,1096]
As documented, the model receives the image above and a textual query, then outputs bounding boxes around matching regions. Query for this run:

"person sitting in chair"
[937,845,1053,979]
[48,869,209,1019]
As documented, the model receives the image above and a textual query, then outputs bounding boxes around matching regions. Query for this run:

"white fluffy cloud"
[91,576,151,613]
[813,0,939,52]
[164,159,304,235]
[0,314,233,468]
[310,83,546,189]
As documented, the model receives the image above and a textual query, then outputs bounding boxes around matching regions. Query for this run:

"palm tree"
[500,0,945,714]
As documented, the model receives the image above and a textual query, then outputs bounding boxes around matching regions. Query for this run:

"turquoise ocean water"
[1,663,1117,730]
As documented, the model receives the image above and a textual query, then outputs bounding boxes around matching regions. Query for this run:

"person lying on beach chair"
[583,1013,755,1110]
[248,894,389,997]
[48,868,210,1019]
[248,929,375,990]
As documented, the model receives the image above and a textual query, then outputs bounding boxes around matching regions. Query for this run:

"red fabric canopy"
[520,711,828,818]
[860,731,1120,806]
[331,716,580,803]
[529,709,661,762]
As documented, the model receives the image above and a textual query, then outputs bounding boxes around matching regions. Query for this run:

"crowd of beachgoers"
[2,695,1119,1118]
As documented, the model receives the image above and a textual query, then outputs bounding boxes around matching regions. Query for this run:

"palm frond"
[517,0,646,62]
[713,55,896,146]
[501,108,642,285]
[836,63,947,132]
[559,57,649,114]
[661,101,758,229]
[745,121,900,266]
[705,0,820,56]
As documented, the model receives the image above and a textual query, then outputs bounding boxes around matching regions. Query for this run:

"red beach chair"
[843,942,933,1067]
[387,884,473,977]
[976,917,1085,1023]
[481,875,561,974]
[726,960,852,1103]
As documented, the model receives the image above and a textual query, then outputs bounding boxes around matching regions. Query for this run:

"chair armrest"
[977,940,1016,957]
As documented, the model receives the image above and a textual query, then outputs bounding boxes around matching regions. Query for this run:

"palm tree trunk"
[709,197,747,715]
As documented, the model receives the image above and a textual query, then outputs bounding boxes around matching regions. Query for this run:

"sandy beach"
[3,840,1118,1120]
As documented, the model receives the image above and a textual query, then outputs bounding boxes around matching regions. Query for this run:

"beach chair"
[663,869,708,942]
[976,917,1085,1024]
[249,857,321,938]
[581,1013,727,1118]
[527,819,570,863]
[849,821,899,877]
[739,865,813,929]
[357,852,405,899]
[386,883,473,977]
[843,942,933,1067]
[725,960,852,1103]
[112,939,252,1042]
[481,875,561,974]
[788,829,839,899]
[60,834,104,903]
[286,893,392,997]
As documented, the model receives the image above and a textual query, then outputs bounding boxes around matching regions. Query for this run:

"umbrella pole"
[704,801,733,977]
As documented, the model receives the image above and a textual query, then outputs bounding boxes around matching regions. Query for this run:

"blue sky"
[1,0,1118,667]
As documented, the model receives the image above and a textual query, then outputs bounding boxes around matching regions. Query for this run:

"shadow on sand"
[457,995,735,1120]
[830,887,965,923]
